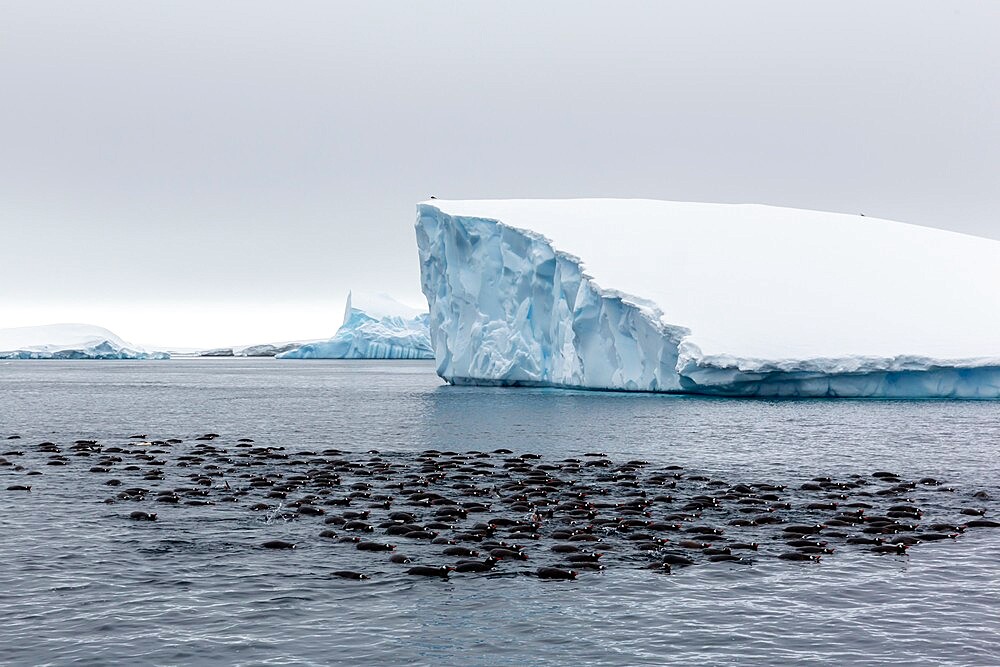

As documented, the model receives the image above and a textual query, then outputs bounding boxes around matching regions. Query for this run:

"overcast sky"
[2,1,998,348]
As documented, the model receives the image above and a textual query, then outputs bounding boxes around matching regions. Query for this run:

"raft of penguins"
[2,433,997,581]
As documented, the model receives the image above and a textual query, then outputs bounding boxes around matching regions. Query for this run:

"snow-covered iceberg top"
[415,199,1000,398]
[277,292,433,360]
[0,323,169,360]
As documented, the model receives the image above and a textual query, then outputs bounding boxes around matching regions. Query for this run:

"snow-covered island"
[416,199,1000,398]
[276,292,434,360]
[0,324,169,360]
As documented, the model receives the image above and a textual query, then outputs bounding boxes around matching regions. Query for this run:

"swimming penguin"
[871,544,908,555]
[536,567,577,580]
[551,544,579,553]
[442,546,478,557]
[805,502,838,510]
[344,521,374,531]
[331,571,369,580]
[454,558,497,573]
[778,552,820,561]
[564,561,604,571]
[262,540,296,550]
[129,511,156,521]
[356,541,395,552]
[6,485,30,491]
[927,523,964,533]
[703,547,731,556]
[564,552,602,563]
[708,554,749,563]
[389,554,413,564]
[917,533,958,541]
[567,532,602,542]
[783,524,825,535]
[796,546,835,554]
[786,539,827,548]
[403,530,437,540]
[678,540,709,549]
[407,565,452,578]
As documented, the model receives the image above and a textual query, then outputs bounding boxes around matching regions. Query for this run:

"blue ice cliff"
[415,199,1000,398]
[277,292,434,360]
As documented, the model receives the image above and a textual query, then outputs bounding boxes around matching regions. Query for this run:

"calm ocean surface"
[1,359,998,666]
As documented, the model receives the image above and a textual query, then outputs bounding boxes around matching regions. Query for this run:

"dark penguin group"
[2,432,997,581]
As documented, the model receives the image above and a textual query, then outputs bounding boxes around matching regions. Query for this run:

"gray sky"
[2,1,998,348]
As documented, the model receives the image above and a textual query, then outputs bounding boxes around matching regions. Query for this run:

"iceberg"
[237,343,306,357]
[197,347,236,357]
[276,292,434,360]
[0,323,169,360]
[191,342,314,358]
[416,199,1000,398]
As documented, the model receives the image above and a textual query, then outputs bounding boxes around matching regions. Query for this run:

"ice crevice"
[415,201,1000,399]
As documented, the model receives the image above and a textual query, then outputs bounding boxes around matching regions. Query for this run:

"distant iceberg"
[196,347,236,357]
[276,292,434,360]
[191,342,312,358]
[237,343,305,357]
[416,199,1000,398]
[0,324,169,360]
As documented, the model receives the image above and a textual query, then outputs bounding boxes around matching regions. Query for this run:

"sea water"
[0,359,998,666]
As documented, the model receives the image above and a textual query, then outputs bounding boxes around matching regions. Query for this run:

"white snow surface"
[277,292,433,360]
[0,323,168,359]
[415,199,1000,398]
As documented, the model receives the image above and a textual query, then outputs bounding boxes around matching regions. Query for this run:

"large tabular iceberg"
[415,199,1000,398]
[277,292,434,360]
[0,324,168,360]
